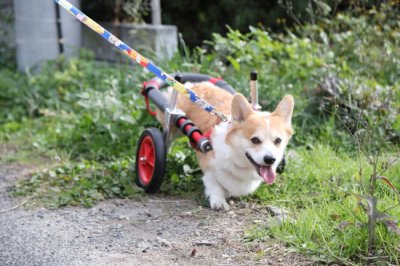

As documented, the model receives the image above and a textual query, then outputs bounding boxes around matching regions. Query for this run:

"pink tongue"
[260,166,276,184]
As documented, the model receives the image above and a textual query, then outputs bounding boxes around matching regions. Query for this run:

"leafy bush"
[1,52,203,206]
[1,55,158,160]
[191,3,400,150]
[0,4,15,69]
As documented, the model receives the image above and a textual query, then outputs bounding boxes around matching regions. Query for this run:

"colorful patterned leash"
[53,0,228,122]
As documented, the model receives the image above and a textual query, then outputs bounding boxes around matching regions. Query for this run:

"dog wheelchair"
[135,72,285,193]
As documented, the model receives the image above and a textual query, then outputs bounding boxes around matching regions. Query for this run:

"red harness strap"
[144,95,156,116]
[208,77,222,85]
[141,80,160,116]
[202,119,231,146]
[203,128,213,141]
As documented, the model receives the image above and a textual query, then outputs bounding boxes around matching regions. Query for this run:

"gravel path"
[0,161,313,266]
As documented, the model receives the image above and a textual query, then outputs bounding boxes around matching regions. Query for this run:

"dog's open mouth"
[245,152,276,184]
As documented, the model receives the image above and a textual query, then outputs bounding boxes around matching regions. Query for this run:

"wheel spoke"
[146,159,154,167]
[143,142,149,158]
[145,143,152,158]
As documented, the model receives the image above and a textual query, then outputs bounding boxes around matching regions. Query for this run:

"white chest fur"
[209,122,262,196]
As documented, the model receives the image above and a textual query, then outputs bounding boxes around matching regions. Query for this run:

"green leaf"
[227,56,240,71]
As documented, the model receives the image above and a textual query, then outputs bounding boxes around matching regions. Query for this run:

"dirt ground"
[0,155,314,265]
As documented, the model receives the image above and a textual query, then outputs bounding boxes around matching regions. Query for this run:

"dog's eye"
[274,138,282,145]
[251,137,262,145]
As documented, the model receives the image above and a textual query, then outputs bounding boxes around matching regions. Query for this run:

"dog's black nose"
[263,155,276,165]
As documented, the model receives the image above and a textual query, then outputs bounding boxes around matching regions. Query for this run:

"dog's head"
[226,93,294,184]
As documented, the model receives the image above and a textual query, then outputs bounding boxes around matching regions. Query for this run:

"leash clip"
[211,109,228,122]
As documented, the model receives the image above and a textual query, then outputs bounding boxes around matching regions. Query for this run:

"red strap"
[209,77,222,84]
[141,81,148,95]
[144,95,156,116]
[203,128,213,140]
[141,81,157,116]
[203,120,230,144]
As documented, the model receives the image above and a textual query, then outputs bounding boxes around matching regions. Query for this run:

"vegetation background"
[1,0,399,264]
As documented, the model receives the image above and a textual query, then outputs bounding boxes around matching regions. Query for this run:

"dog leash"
[53,0,228,122]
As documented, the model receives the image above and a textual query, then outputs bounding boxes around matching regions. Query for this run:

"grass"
[11,157,143,208]
[4,117,398,263]
[248,146,400,264]
[0,113,202,207]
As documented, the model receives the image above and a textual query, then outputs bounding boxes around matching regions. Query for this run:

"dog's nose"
[263,155,276,165]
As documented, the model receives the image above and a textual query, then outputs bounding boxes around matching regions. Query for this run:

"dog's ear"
[273,95,294,127]
[231,93,253,122]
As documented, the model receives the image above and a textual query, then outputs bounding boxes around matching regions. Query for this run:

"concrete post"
[151,0,161,25]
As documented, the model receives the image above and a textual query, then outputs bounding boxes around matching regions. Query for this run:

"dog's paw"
[209,198,230,211]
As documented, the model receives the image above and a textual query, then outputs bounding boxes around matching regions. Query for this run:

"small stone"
[156,237,171,247]
[238,201,249,208]
[265,213,292,229]
[117,215,128,220]
[265,205,289,216]
[193,240,214,246]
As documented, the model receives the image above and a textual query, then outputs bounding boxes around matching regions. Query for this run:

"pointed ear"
[273,95,294,127]
[231,93,253,122]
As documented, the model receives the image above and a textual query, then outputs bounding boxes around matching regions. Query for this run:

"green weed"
[163,138,203,197]
[249,146,400,264]
[12,158,141,208]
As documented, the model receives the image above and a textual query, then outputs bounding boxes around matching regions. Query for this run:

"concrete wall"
[82,23,178,63]
[13,0,81,71]
[8,1,177,70]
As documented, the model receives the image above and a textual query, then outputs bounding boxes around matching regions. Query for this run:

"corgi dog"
[161,82,294,210]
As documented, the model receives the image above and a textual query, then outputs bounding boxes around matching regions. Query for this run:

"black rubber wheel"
[135,128,166,193]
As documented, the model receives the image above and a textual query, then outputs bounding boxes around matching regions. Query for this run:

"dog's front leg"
[202,172,229,211]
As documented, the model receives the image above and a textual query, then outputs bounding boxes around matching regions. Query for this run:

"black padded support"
[147,87,170,112]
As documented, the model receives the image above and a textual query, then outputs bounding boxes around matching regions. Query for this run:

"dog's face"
[226,94,294,184]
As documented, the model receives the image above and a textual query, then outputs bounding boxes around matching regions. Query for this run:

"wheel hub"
[138,136,155,185]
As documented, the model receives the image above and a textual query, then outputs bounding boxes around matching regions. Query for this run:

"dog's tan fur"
[176,82,233,133]
[159,81,294,210]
